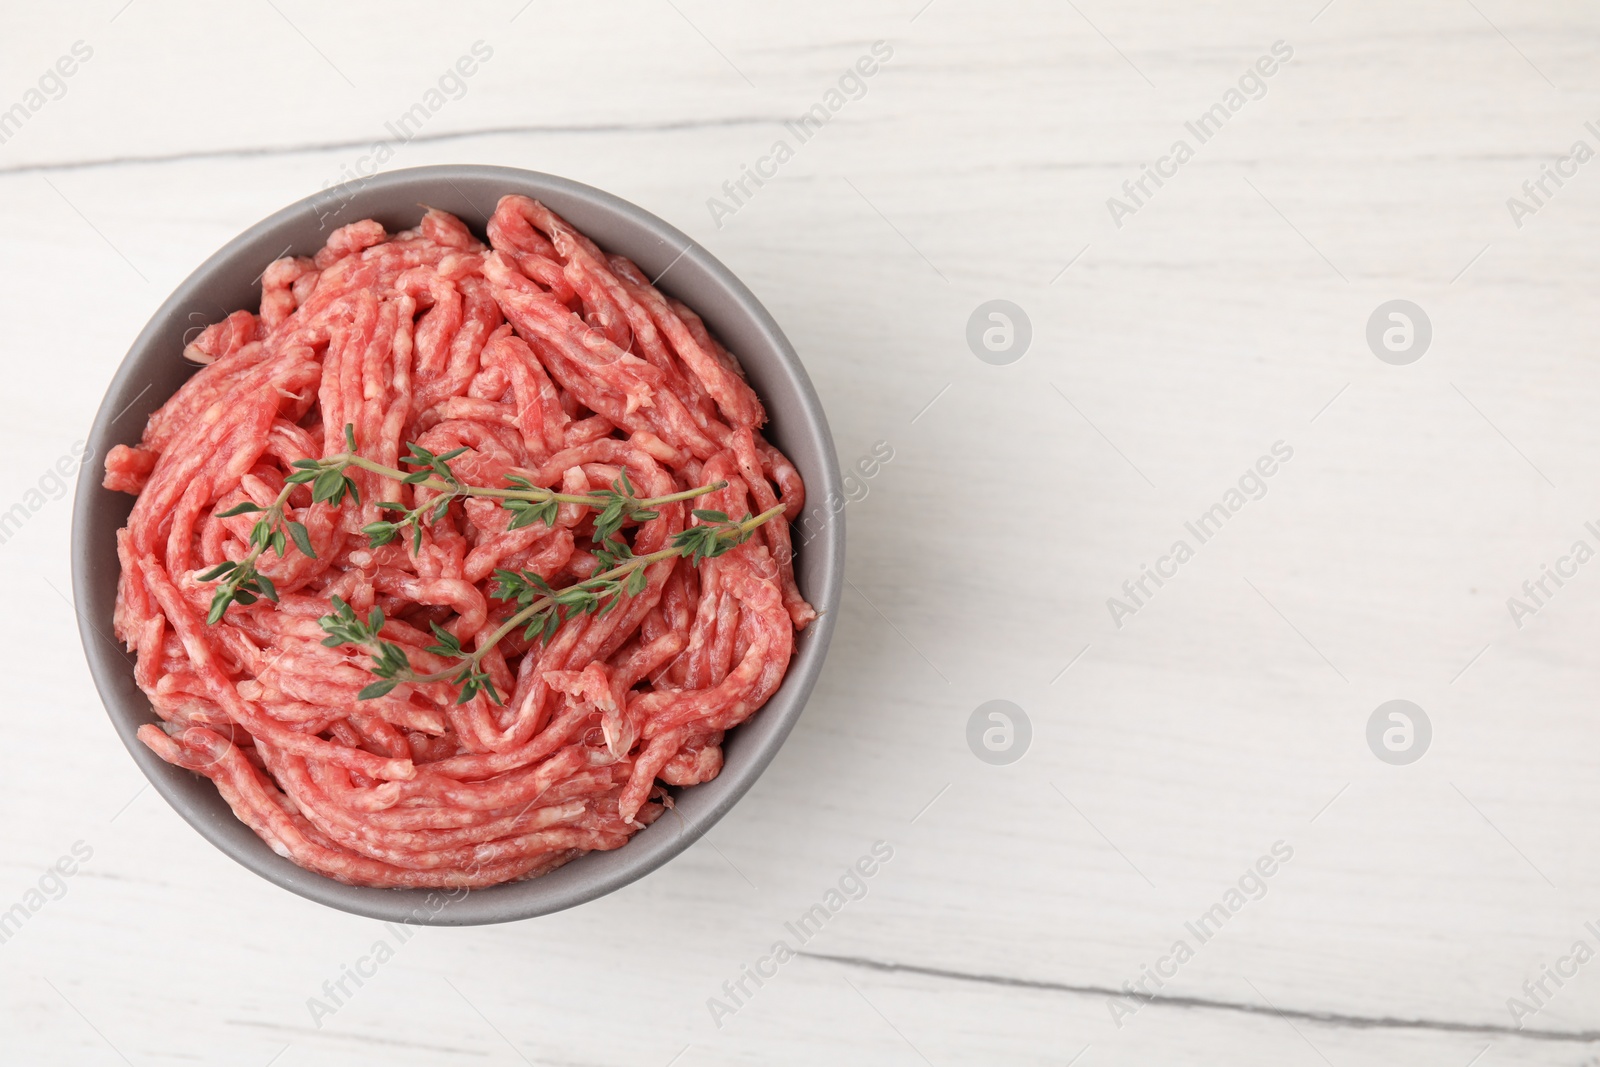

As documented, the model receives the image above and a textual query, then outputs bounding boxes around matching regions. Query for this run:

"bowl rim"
[70,164,844,924]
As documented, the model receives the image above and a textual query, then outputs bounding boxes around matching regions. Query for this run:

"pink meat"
[107,197,811,888]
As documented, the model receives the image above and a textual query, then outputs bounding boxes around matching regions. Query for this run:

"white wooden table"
[4,1,1599,1063]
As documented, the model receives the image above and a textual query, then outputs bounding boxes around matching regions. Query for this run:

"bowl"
[70,165,844,924]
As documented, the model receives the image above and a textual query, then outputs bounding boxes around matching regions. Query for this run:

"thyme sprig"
[319,503,786,704]
[361,446,701,554]
[201,423,725,620]
[318,596,500,703]
[200,448,357,624]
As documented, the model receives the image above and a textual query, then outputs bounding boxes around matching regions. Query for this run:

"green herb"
[202,423,727,620]
[317,596,409,699]
[359,446,685,555]
[202,464,349,623]
[320,503,786,704]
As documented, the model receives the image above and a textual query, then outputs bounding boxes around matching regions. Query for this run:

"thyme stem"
[321,502,787,703]
[336,452,723,509]
[202,422,726,619]
[443,502,787,681]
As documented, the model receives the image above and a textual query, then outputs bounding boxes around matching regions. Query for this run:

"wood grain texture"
[3,0,1599,1063]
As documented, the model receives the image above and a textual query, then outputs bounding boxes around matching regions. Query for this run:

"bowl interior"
[71,165,843,924]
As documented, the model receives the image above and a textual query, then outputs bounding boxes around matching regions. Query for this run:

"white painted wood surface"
[4,1,1600,1063]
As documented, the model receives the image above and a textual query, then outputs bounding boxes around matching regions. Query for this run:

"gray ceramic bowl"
[71,165,843,924]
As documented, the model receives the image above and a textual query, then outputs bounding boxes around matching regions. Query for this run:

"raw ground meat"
[104,196,812,889]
